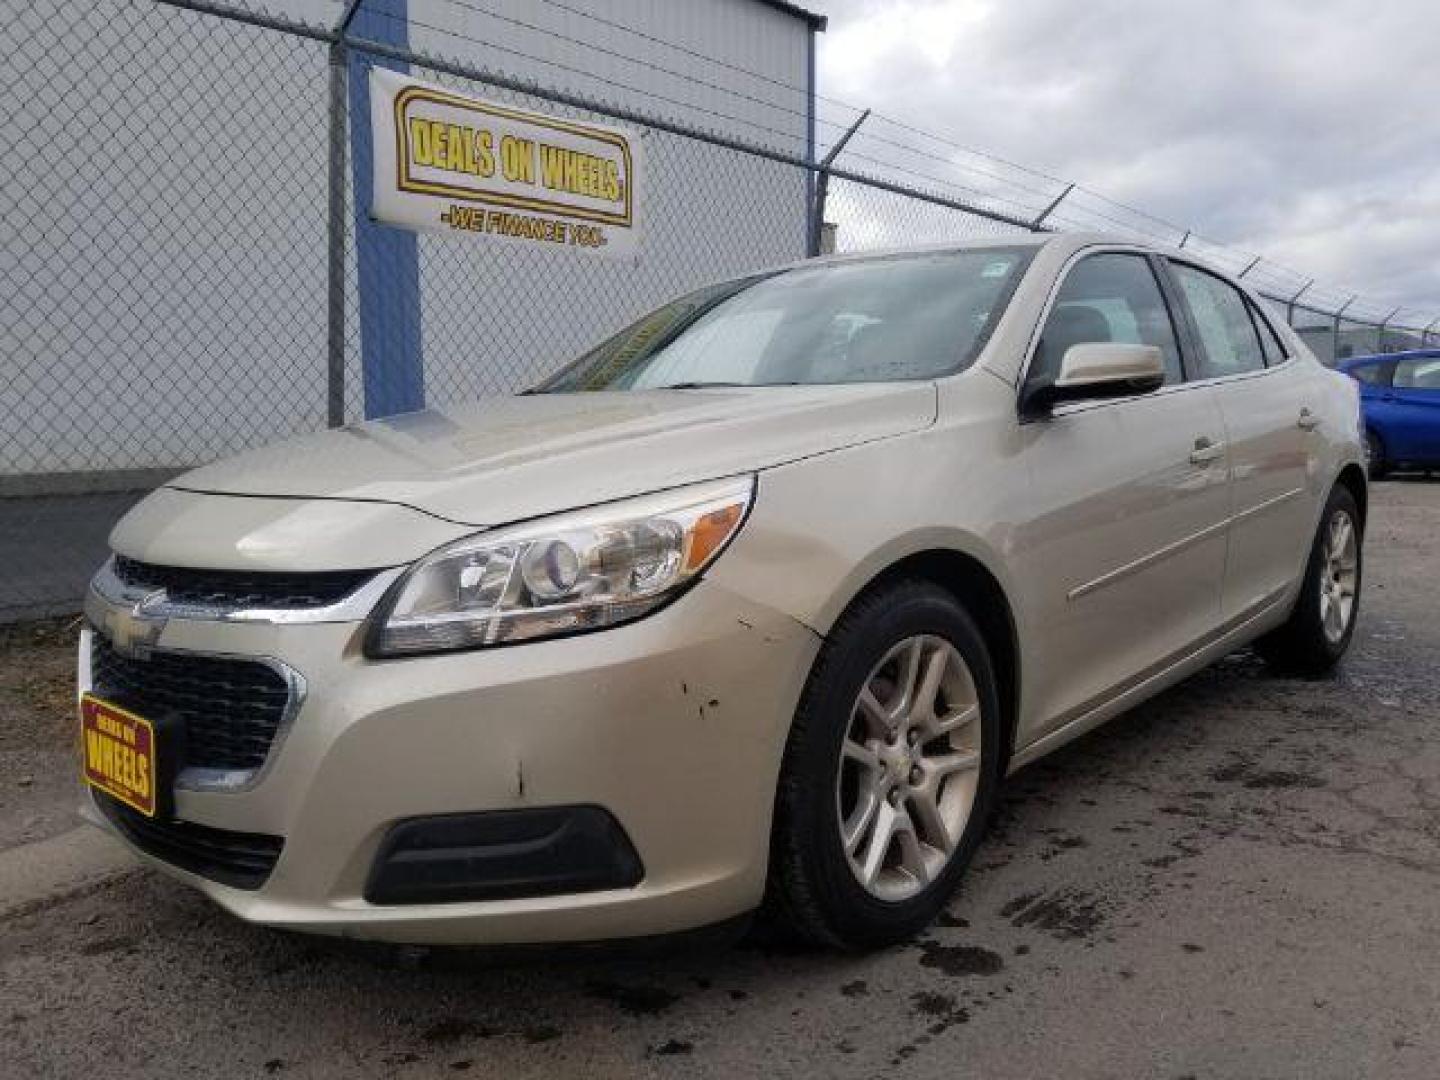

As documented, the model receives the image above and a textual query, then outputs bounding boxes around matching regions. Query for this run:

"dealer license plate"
[80,693,157,817]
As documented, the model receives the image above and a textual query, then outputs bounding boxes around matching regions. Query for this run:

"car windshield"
[533,247,1034,392]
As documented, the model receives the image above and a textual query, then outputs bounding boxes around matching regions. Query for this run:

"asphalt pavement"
[2,480,1438,1079]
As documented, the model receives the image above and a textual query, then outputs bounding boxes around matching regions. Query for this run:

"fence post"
[808,109,869,257]
[1378,306,1401,354]
[325,1,364,428]
[1424,317,1439,348]
[1332,295,1356,364]
[1285,279,1314,328]
[1030,183,1074,231]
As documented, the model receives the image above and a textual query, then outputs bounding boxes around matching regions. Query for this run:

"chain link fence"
[3,0,1436,620]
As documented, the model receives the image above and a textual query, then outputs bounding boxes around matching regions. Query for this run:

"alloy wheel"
[1319,508,1358,644]
[835,634,982,902]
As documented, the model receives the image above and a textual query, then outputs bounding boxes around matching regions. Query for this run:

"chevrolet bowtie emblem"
[90,588,168,660]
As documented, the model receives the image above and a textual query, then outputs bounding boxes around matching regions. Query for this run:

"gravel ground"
[2,480,1438,1079]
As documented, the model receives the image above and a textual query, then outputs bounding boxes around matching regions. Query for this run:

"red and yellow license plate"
[80,693,157,818]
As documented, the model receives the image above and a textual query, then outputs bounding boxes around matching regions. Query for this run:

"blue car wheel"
[1365,430,1388,480]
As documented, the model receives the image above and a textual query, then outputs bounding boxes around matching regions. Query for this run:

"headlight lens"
[368,476,754,656]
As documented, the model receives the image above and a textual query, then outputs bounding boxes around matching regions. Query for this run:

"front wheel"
[765,579,1001,949]
[1255,485,1363,677]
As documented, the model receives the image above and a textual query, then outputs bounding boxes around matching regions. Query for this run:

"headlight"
[367,476,754,656]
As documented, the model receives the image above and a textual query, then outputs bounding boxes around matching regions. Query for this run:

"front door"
[1013,251,1231,743]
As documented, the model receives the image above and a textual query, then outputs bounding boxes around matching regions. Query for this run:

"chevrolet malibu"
[80,233,1366,949]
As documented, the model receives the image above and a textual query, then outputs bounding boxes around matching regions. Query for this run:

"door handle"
[1297,408,1321,431]
[1189,436,1224,465]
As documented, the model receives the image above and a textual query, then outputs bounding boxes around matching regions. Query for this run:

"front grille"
[95,791,283,890]
[112,555,374,610]
[90,635,292,774]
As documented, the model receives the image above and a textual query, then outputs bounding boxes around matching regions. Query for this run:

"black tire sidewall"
[777,581,1002,947]
[1293,486,1363,665]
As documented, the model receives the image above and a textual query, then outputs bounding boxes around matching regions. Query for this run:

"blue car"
[1338,349,1440,478]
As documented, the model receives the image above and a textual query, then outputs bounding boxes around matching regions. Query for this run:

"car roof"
[803,231,1228,271]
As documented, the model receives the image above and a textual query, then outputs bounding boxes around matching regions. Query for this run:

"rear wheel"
[1255,485,1362,677]
[766,580,1001,949]
[1366,430,1388,480]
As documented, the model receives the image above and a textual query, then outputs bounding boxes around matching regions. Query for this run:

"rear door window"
[1031,253,1183,386]
[1170,263,1266,379]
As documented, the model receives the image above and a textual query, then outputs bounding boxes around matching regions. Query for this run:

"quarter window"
[1030,253,1183,387]
[1171,263,1266,379]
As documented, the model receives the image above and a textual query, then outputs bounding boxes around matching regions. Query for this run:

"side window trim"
[1243,295,1290,366]
[1149,254,1204,382]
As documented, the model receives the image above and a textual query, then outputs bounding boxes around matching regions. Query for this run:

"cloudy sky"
[815,0,1440,323]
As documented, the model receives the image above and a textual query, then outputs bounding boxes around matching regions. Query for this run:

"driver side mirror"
[1020,343,1166,418]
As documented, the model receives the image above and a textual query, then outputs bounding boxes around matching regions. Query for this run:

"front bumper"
[81,579,819,944]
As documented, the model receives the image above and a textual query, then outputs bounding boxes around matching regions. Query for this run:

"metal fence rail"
[2,0,1435,620]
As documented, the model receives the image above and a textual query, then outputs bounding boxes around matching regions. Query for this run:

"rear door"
[1164,260,1319,623]
[1013,250,1231,741]
[1387,356,1440,462]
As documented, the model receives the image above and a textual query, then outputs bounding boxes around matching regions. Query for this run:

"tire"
[1255,485,1363,677]
[1365,430,1388,480]
[765,579,1002,949]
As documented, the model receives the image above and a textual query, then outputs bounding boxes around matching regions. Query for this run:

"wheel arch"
[835,547,1022,773]
[1335,462,1368,530]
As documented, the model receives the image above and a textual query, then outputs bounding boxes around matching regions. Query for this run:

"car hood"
[170,384,937,526]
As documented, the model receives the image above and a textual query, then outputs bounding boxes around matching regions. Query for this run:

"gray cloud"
[814,0,1440,321]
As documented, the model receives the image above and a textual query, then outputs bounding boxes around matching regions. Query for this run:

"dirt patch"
[0,617,80,751]
[0,617,84,850]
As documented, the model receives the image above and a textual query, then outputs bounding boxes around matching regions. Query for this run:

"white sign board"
[369,69,641,258]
